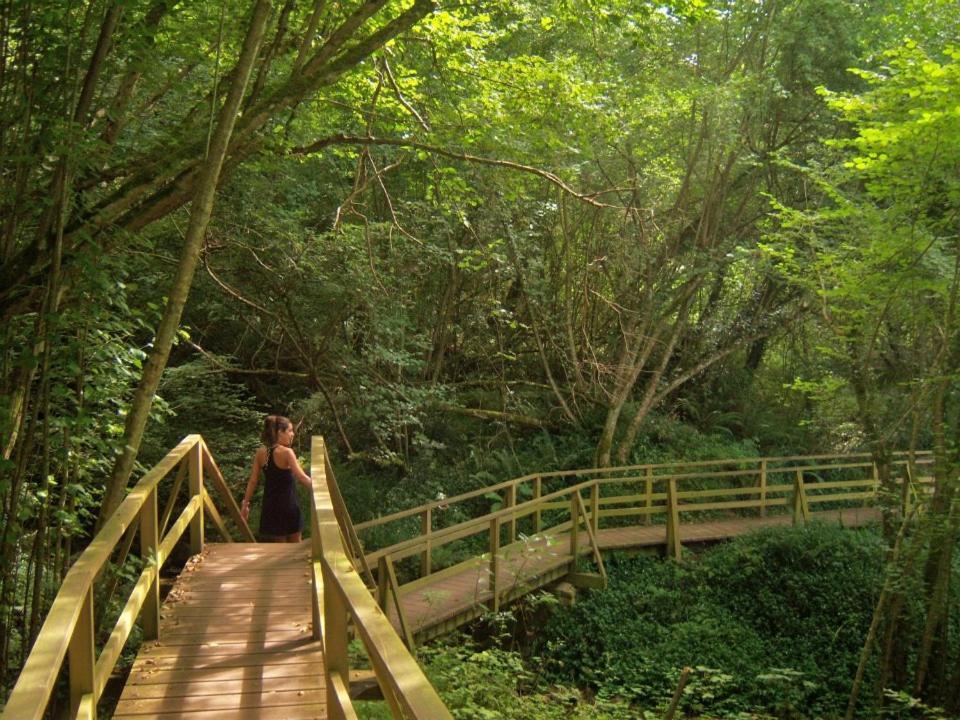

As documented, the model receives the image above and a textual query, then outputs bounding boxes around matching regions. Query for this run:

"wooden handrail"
[355,451,932,533]
[356,451,934,597]
[309,436,451,720]
[1,435,252,720]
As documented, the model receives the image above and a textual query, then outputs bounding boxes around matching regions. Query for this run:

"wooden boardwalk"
[390,507,880,642]
[109,507,880,714]
[114,543,325,720]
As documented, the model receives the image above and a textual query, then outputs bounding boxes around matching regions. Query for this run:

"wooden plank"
[112,704,326,720]
[157,627,312,643]
[676,498,767,512]
[807,491,875,504]
[126,662,326,687]
[120,675,325,699]
[114,541,326,720]
[160,608,314,623]
[567,572,605,589]
[114,689,326,714]
[166,588,312,601]
[137,638,319,658]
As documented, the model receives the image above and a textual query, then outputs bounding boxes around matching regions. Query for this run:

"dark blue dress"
[259,446,301,537]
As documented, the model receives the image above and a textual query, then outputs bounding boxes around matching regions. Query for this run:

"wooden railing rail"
[309,436,452,720]
[355,452,931,536]
[364,475,602,566]
[356,452,933,597]
[1,435,252,720]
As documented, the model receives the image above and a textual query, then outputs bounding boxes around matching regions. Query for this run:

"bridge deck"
[392,507,880,641]
[114,543,325,720]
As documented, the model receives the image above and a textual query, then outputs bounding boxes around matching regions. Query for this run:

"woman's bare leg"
[285,532,302,542]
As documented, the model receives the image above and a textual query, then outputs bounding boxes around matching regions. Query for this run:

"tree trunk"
[98,0,273,528]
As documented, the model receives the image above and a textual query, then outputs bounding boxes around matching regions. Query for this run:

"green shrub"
[535,525,890,718]
[418,641,639,719]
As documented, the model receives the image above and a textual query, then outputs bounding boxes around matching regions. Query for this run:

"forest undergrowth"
[390,525,958,720]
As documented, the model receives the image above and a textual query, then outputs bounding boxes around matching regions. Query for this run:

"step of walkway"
[391,507,880,642]
[114,542,325,720]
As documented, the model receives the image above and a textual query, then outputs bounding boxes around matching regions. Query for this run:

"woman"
[241,415,312,542]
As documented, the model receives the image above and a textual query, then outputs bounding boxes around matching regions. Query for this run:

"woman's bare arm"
[241,447,265,520]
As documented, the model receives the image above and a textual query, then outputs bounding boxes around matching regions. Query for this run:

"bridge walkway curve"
[386,507,881,643]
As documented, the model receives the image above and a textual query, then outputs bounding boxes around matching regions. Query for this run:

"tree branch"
[291,134,615,208]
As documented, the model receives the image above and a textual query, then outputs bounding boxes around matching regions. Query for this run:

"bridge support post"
[506,483,517,544]
[533,476,542,533]
[759,459,768,518]
[140,488,160,641]
[489,517,500,612]
[310,502,322,641]
[68,586,96,719]
[377,556,389,610]
[324,571,351,720]
[666,478,681,562]
[901,463,914,518]
[792,470,810,525]
[188,441,204,555]
[590,482,600,535]
[569,493,580,565]
[420,508,432,577]
[644,467,653,525]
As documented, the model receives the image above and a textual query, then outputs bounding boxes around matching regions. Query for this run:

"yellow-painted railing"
[1,435,252,720]
[357,451,933,596]
[309,436,452,720]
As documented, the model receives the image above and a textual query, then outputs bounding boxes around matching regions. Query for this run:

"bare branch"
[291,133,617,209]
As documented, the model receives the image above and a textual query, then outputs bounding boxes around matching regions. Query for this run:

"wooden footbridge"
[2,436,930,719]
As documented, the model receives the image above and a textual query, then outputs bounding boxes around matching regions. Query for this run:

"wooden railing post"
[666,478,681,561]
[759,459,768,518]
[569,492,580,564]
[489,517,500,612]
[382,555,414,650]
[793,469,809,525]
[506,483,517,544]
[377,556,389,610]
[533,476,542,533]
[590,481,600,535]
[310,502,322,642]
[159,459,188,537]
[68,586,96,719]
[324,565,349,720]
[869,460,880,508]
[644,466,653,525]
[188,440,204,555]
[901,463,914,518]
[140,488,160,641]
[574,492,608,585]
[420,507,432,577]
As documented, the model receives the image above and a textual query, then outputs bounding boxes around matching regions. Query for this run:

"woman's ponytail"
[261,415,291,446]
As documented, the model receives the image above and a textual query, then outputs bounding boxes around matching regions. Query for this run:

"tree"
[766,33,960,712]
